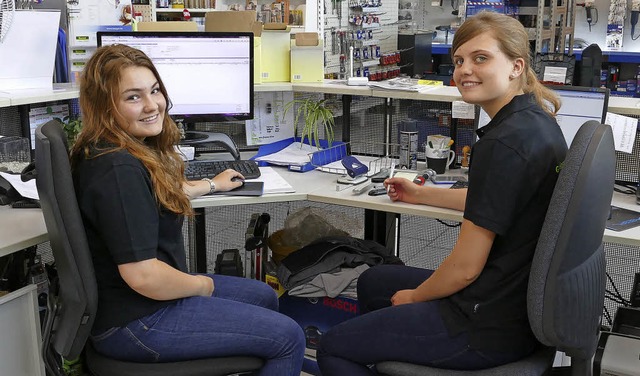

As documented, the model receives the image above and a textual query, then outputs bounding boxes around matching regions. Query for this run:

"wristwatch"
[201,178,216,194]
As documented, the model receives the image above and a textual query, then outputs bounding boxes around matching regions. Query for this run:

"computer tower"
[398,33,433,78]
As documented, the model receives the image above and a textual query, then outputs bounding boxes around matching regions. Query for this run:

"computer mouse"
[231,177,245,184]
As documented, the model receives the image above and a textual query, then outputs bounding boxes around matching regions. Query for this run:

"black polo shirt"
[439,93,568,352]
[73,149,186,331]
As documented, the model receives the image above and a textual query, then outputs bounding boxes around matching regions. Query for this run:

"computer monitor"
[97,31,254,123]
[475,85,610,147]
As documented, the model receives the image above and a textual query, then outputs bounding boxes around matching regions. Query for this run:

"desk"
[4,166,639,267]
[0,208,47,376]
[0,205,48,258]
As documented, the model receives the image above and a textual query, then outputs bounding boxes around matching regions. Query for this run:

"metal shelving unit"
[534,0,577,55]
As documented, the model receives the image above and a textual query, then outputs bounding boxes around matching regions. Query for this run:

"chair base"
[85,342,264,376]
[376,346,555,376]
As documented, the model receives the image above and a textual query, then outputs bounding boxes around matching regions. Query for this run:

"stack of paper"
[254,142,316,167]
[368,77,443,93]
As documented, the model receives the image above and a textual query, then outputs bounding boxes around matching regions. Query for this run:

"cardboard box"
[204,11,262,36]
[290,40,323,83]
[136,21,198,32]
[204,11,263,83]
[261,28,291,82]
[295,32,319,46]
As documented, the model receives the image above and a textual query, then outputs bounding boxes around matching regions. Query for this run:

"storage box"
[278,292,360,376]
[261,28,291,82]
[290,40,324,83]
[136,21,198,31]
[205,11,263,83]
[204,11,262,36]
[251,137,347,172]
[295,32,319,46]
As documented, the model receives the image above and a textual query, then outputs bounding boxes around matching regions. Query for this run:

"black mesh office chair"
[377,120,616,376]
[35,119,264,376]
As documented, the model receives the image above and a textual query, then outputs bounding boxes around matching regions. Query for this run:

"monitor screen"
[475,85,609,147]
[97,31,254,123]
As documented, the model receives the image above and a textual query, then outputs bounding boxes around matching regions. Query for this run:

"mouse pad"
[210,181,264,196]
[606,206,640,232]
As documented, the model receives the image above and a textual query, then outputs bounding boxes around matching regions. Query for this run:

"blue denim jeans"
[90,274,305,376]
[317,265,530,375]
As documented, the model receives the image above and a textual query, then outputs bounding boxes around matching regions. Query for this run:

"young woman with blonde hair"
[317,12,568,374]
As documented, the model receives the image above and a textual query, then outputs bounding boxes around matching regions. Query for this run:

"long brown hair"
[451,11,560,116]
[70,44,193,216]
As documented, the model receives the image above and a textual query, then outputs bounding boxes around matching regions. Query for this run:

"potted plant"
[283,97,336,149]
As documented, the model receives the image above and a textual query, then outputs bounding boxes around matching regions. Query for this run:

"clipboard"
[210,181,264,196]
[606,206,640,232]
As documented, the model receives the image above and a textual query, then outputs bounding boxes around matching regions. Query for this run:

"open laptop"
[475,85,610,147]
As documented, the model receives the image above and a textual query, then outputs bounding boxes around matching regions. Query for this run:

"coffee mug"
[425,149,455,174]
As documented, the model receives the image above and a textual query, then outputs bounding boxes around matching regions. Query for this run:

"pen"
[387,163,395,193]
[428,141,434,149]
[447,139,454,147]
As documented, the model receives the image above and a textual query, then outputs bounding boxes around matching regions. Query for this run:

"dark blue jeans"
[317,265,527,375]
[90,274,305,376]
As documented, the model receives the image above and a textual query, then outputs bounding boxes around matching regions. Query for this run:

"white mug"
[425,148,455,165]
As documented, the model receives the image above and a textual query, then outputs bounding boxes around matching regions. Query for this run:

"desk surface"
[2,166,640,257]
[0,205,48,258]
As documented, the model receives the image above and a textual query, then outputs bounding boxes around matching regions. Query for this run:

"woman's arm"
[118,259,213,300]
[384,177,468,211]
[182,169,245,198]
[391,219,495,305]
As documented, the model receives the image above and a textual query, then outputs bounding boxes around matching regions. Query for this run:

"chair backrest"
[528,121,615,366]
[35,119,97,359]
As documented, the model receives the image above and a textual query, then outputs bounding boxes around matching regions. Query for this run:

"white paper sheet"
[0,10,61,90]
[605,112,638,154]
[247,167,295,194]
[0,172,38,200]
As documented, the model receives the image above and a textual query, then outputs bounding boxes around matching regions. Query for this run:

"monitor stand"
[177,122,241,160]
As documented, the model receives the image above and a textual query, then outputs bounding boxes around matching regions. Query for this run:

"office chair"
[377,120,616,376]
[35,119,264,376]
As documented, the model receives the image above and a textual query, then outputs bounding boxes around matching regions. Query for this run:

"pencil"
[387,163,395,193]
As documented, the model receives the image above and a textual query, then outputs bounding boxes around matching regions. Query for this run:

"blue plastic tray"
[251,137,347,172]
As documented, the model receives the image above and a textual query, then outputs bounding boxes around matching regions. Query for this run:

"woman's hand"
[384,177,423,204]
[196,274,214,297]
[391,289,416,306]
[212,169,245,192]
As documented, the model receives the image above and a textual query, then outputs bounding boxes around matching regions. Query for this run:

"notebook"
[209,181,264,197]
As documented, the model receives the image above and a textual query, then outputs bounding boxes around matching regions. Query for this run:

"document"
[246,92,295,146]
[0,171,38,200]
[605,112,638,154]
[248,167,295,194]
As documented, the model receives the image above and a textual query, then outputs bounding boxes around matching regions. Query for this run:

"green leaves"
[283,97,335,149]
[55,116,82,146]
[46,107,82,146]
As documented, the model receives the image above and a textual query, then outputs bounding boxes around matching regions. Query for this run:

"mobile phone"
[368,187,388,196]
